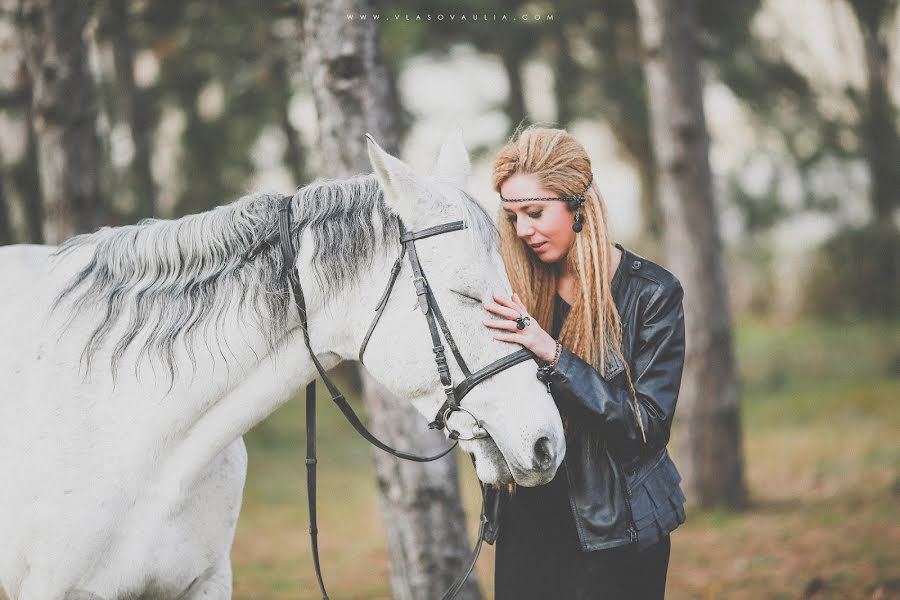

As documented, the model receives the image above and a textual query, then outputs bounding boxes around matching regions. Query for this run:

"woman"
[482,126,687,600]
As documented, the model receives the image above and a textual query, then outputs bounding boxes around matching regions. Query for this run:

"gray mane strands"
[51,174,497,384]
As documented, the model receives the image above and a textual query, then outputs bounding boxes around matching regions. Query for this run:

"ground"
[2,319,894,600]
[231,318,899,599]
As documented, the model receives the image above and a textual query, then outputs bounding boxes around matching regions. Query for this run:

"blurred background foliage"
[2,0,896,320]
[0,0,897,598]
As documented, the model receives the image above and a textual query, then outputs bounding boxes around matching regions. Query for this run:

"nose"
[516,220,534,239]
[532,436,555,472]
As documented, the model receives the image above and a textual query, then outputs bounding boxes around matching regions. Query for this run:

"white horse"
[0,132,565,600]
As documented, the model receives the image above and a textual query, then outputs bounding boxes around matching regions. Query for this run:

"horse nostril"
[533,436,554,471]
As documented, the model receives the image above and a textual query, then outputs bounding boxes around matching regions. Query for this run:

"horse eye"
[450,290,482,304]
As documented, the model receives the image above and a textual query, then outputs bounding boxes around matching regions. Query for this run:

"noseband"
[276,195,535,599]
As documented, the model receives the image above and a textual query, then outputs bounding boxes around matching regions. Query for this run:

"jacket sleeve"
[549,280,686,455]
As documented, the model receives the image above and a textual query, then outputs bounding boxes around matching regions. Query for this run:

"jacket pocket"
[627,450,687,551]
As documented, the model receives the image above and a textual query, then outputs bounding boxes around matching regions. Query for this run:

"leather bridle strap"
[452,348,534,405]
[357,220,472,376]
[278,195,519,599]
[280,201,458,464]
[357,245,406,363]
[279,199,458,600]
[439,498,489,600]
[402,222,473,379]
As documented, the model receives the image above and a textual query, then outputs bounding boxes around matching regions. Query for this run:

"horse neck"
[153,223,399,492]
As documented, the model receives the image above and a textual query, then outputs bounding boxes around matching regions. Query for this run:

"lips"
[529,242,547,250]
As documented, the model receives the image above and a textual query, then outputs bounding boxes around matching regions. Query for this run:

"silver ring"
[442,406,490,441]
[515,315,531,330]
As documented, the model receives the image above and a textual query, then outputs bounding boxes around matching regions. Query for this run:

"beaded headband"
[500,174,593,232]
[499,174,593,205]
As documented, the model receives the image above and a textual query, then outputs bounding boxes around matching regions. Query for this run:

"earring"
[570,193,586,233]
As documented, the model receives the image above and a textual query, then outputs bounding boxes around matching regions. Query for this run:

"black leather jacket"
[485,243,687,552]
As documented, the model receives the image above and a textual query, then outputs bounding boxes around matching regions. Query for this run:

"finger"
[484,302,520,320]
[483,319,519,331]
[509,293,527,312]
[492,332,529,345]
[492,294,517,309]
[491,294,529,318]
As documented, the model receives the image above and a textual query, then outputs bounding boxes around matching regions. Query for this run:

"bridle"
[276,195,535,599]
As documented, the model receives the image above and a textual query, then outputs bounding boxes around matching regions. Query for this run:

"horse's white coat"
[0,133,565,599]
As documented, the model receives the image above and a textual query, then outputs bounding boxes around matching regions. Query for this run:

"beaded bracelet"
[535,341,562,392]
[549,340,562,369]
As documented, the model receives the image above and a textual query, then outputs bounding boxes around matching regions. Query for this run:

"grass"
[0,319,894,599]
[229,318,900,599]
[229,317,900,599]
[663,318,900,600]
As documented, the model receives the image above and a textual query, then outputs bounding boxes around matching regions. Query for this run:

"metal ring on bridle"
[442,406,490,441]
[515,315,531,330]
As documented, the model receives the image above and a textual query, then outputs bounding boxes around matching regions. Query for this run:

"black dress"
[493,291,672,600]
[494,293,581,598]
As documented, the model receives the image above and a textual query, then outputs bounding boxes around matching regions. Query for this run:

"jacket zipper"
[617,460,638,543]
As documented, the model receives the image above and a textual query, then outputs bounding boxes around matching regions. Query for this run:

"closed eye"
[450,290,482,304]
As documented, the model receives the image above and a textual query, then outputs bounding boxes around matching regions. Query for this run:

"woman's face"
[500,172,576,264]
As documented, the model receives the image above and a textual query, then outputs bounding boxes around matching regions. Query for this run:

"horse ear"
[366,133,422,224]
[432,128,471,188]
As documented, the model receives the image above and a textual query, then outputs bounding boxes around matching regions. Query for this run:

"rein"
[276,195,531,599]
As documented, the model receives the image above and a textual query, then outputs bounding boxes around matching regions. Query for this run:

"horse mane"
[51,174,497,384]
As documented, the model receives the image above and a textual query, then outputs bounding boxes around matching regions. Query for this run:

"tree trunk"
[499,46,526,135]
[0,0,17,245]
[19,107,44,243]
[1,0,42,243]
[553,29,576,129]
[19,0,105,244]
[613,121,663,241]
[0,169,12,245]
[107,0,156,219]
[847,0,898,223]
[363,376,479,600]
[298,1,481,598]
[272,54,306,184]
[635,0,746,508]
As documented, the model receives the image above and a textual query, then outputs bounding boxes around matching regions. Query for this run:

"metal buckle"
[443,406,489,441]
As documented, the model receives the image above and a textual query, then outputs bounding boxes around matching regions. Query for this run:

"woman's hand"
[483,293,558,363]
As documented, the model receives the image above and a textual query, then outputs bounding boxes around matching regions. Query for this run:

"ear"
[432,127,471,188]
[366,133,423,224]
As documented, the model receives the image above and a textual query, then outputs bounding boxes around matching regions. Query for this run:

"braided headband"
[499,174,593,204]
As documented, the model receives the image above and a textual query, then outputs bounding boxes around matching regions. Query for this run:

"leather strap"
[438,494,488,600]
[425,277,472,378]
[278,196,517,599]
[281,200,457,463]
[305,381,328,598]
[280,197,458,600]
[358,247,406,363]
[399,220,466,242]
[454,348,534,402]
[429,348,535,431]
